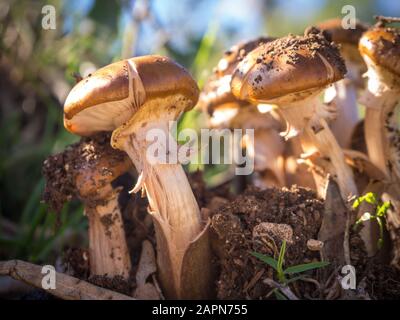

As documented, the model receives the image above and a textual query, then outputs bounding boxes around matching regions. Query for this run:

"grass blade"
[251,252,278,271]
[274,289,288,300]
[284,261,330,275]
[277,240,286,272]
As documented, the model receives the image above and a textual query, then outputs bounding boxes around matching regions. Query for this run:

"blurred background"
[0,0,399,263]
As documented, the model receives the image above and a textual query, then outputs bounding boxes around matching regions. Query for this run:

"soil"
[251,29,346,78]
[62,247,90,279]
[62,247,134,295]
[363,261,400,299]
[88,274,132,296]
[41,154,400,300]
[210,185,324,299]
[188,170,234,210]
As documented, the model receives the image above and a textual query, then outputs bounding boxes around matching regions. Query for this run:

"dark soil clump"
[363,262,400,299]
[189,170,233,211]
[63,247,90,279]
[211,186,324,299]
[88,274,132,296]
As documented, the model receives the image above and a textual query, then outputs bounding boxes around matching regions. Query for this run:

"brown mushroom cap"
[359,26,400,78]
[200,37,275,115]
[230,32,346,104]
[317,19,368,71]
[200,74,241,115]
[64,55,199,136]
[73,134,132,200]
[317,18,368,46]
[42,133,131,212]
[215,36,276,77]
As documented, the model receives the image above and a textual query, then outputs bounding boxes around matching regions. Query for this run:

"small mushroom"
[231,30,358,202]
[318,19,368,148]
[63,56,211,299]
[359,23,400,182]
[230,107,286,188]
[43,134,132,279]
[199,37,286,188]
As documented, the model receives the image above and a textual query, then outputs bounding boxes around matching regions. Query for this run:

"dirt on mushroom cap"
[231,29,347,103]
[42,132,128,213]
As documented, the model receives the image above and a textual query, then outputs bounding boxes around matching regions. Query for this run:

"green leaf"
[377,201,391,217]
[364,192,377,205]
[352,198,362,209]
[277,240,286,273]
[251,252,278,271]
[274,289,288,300]
[352,192,377,209]
[284,261,330,275]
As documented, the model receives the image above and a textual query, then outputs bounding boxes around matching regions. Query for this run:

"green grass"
[251,240,329,299]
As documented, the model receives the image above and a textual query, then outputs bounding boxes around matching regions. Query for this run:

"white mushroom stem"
[112,98,202,296]
[360,59,400,181]
[85,188,131,279]
[277,91,358,202]
[325,78,359,148]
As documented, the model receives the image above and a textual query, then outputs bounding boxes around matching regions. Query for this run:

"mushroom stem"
[327,79,359,148]
[85,188,132,279]
[244,129,285,188]
[112,102,205,298]
[278,92,358,201]
[360,75,399,181]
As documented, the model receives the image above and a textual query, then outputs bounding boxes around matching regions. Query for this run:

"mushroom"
[317,19,368,148]
[199,37,286,188]
[63,55,211,298]
[230,30,358,202]
[230,107,286,188]
[359,23,400,182]
[42,133,132,279]
[200,36,275,129]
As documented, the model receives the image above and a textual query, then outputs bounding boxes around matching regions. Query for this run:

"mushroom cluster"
[359,23,400,182]
[230,29,358,202]
[7,15,399,301]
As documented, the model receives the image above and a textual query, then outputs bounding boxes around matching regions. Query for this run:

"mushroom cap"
[199,37,275,115]
[200,75,241,115]
[317,19,368,71]
[64,55,199,136]
[359,26,400,78]
[74,133,132,199]
[230,31,346,104]
[317,18,368,46]
[215,36,275,77]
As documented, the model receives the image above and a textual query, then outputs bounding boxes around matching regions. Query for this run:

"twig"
[374,15,400,27]
[0,260,135,300]
[263,278,299,300]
